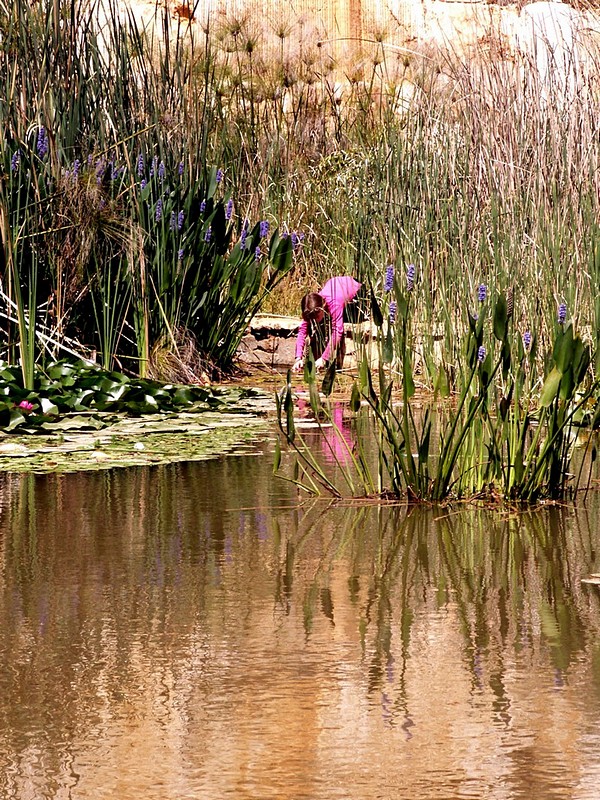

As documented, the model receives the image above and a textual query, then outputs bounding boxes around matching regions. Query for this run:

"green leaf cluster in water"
[0,359,269,433]
[0,360,273,472]
[0,412,269,473]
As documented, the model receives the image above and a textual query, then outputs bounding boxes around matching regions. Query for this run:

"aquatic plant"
[276,272,599,503]
[0,358,267,432]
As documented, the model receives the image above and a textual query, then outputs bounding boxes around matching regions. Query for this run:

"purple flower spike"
[178,161,184,176]
[158,161,166,180]
[478,284,487,303]
[558,302,567,325]
[200,200,206,213]
[37,127,49,158]
[477,345,486,363]
[140,178,147,190]
[204,227,212,242]
[259,220,269,238]
[240,230,247,250]
[523,330,532,350]
[384,265,394,293]
[10,150,20,172]
[178,248,184,261]
[216,168,223,184]
[255,245,261,261]
[72,158,81,179]
[170,211,176,231]
[155,198,163,222]
[177,210,184,230]
[226,199,233,220]
[406,263,415,292]
[137,153,144,176]
[389,301,397,324]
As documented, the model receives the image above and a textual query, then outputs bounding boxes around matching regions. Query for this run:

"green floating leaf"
[7,410,26,431]
[40,398,59,416]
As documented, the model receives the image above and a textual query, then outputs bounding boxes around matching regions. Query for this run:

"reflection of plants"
[295,502,600,721]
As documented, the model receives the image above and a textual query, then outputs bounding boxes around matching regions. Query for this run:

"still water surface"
[2,441,600,799]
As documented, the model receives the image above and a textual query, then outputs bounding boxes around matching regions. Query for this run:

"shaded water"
[2,443,600,798]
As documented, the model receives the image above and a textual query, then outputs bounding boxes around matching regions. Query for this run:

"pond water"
[2,431,600,799]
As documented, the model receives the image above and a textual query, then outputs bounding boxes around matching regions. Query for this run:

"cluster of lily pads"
[0,359,265,433]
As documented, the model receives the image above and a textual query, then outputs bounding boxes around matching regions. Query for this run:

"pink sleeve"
[295,319,309,359]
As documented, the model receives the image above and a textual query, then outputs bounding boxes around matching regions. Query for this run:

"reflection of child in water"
[296,399,355,465]
[292,276,362,373]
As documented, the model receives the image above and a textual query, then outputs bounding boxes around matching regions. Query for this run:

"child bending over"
[292,276,362,372]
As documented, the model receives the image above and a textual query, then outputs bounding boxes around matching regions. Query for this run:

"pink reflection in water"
[296,399,355,465]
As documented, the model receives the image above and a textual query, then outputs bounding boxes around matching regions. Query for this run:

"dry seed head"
[506,286,514,320]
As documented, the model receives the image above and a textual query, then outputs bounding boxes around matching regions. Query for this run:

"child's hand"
[315,357,326,371]
[292,358,304,373]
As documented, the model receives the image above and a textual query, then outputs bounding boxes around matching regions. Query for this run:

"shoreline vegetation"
[2,0,600,501]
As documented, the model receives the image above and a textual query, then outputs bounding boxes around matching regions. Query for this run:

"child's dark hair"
[301,292,325,322]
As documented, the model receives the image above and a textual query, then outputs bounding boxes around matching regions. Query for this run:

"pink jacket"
[295,276,362,362]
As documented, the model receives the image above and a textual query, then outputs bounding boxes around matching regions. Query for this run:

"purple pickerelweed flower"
[558,302,567,325]
[384,264,394,293]
[259,220,269,238]
[226,198,233,220]
[177,210,184,230]
[406,263,416,292]
[149,156,158,178]
[523,330,532,350]
[10,149,20,172]
[291,232,300,250]
[170,211,177,231]
[204,226,212,242]
[477,345,486,363]
[178,248,184,261]
[158,161,166,180]
[72,158,81,179]
[37,127,49,158]
[255,245,261,261]
[140,178,147,190]
[216,168,223,184]
[178,161,184,176]
[137,153,144,176]
[200,199,206,213]
[478,284,487,303]
[389,301,397,324]
[155,198,163,221]
[240,229,247,250]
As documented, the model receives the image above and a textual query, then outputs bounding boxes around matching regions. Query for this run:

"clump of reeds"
[276,263,599,503]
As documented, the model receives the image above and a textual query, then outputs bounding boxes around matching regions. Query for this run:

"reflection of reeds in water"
[296,501,600,720]
[2,468,600,794]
